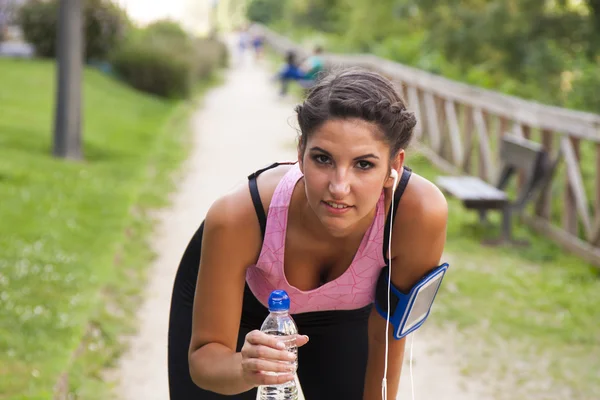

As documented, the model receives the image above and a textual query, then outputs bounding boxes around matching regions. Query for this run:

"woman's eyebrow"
[309,146,380,160]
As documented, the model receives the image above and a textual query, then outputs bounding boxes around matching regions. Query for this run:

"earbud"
[390,169,399,187]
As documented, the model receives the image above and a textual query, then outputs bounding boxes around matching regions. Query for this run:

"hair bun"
[389,102,404,114]
[376,99,391,111]
[398,109,417,130]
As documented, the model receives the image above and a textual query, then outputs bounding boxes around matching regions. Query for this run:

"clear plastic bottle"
[258,290,299,400]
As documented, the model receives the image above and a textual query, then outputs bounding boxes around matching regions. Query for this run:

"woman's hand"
[240,330,309,387]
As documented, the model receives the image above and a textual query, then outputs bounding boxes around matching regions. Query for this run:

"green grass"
[0,58,221,399]
[406,151,600,400]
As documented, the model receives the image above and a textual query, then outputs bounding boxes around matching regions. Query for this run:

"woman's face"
[299,118,402,237]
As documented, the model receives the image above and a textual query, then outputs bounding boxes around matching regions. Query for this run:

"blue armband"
[374,263,449,339]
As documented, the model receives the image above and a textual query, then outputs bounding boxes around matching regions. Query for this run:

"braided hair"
[295,67,417,158]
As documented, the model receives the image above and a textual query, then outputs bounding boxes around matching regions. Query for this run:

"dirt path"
[114,40,492,400]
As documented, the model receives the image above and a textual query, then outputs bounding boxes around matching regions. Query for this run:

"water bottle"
[258,290,299,400]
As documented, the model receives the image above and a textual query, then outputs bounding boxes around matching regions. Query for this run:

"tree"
[586,0,600,47]
[247,0,285,24]
[53,0,83,159]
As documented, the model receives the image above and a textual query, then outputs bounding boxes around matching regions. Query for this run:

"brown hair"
[295,67,417,157]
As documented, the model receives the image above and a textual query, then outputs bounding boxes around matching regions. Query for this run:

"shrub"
[111,38,195,99]
[17,0,57,57]
[18,0,128,61]
[83,0,129,61]
[111,22,228,99]
[143,19,190,43]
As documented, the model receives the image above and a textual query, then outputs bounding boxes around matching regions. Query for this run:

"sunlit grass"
[0,58,221,398]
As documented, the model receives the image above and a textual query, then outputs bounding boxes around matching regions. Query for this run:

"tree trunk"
[53,0,83,160]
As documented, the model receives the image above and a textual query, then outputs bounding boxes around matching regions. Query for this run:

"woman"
[167,67,448,399]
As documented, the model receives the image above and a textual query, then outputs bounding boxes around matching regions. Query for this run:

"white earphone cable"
[381,172,394,400]
[382,170,415,400]
[410,331,415,400]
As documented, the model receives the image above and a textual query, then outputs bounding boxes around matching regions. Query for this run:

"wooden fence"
[251,24,600,267]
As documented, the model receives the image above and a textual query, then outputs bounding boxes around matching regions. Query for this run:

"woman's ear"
[393,150,405,172]
[384,150,405,188]
[297,146,304,173]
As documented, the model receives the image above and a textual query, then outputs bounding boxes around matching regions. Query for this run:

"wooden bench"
[436,134,560,244]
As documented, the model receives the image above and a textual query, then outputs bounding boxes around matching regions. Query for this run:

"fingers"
[245,330,288,349]
[241,330,307,387]
[245,331,310,350]
[293,334,309,348]
[246,371,296,386]
[243,343,297,362]
[241,357,296,374]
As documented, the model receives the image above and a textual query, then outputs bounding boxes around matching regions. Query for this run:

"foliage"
[143,18,190,42]
[284,0,342,33]
[259,0,600,113]
[247,0,286,24]
[18,0,128,61]
[111,37,195,99]
[111,21,227,99]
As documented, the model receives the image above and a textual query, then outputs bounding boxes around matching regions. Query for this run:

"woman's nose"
[329,172,350,199]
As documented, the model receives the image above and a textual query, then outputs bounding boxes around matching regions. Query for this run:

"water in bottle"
[258,289,299,400]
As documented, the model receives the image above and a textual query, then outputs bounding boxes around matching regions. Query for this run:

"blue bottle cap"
[268,290,290,312]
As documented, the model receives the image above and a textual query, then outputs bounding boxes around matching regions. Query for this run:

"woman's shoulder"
[201,163,296,267]
[399,171,447,222]
[205,163,296,235]
[391,170,448,250]
[389,171,448,290]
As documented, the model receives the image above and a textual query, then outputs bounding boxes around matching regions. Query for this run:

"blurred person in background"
[297,45,324,88]
[274,50,305,96]
[251,33,264,60]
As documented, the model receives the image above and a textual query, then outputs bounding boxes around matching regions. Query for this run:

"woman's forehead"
[307,119,389,154]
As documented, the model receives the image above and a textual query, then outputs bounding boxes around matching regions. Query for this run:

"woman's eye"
[313,154,330,164]
[356,160,374,170]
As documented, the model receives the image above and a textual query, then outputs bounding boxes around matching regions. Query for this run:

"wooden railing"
[252,24,600,267]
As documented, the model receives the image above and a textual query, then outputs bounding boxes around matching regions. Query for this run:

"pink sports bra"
[245,163,388,314]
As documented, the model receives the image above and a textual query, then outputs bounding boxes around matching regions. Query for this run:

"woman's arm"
[187,189,262,394]
[363,175,449,400]
[188,165,300,394]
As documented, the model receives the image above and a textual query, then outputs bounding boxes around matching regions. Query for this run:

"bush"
[143,19,190,43]
[111,22,228,99]
[83,0,129,61]
[111,38,195,99]
[18,0,128,61]
[17,0,57,57]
